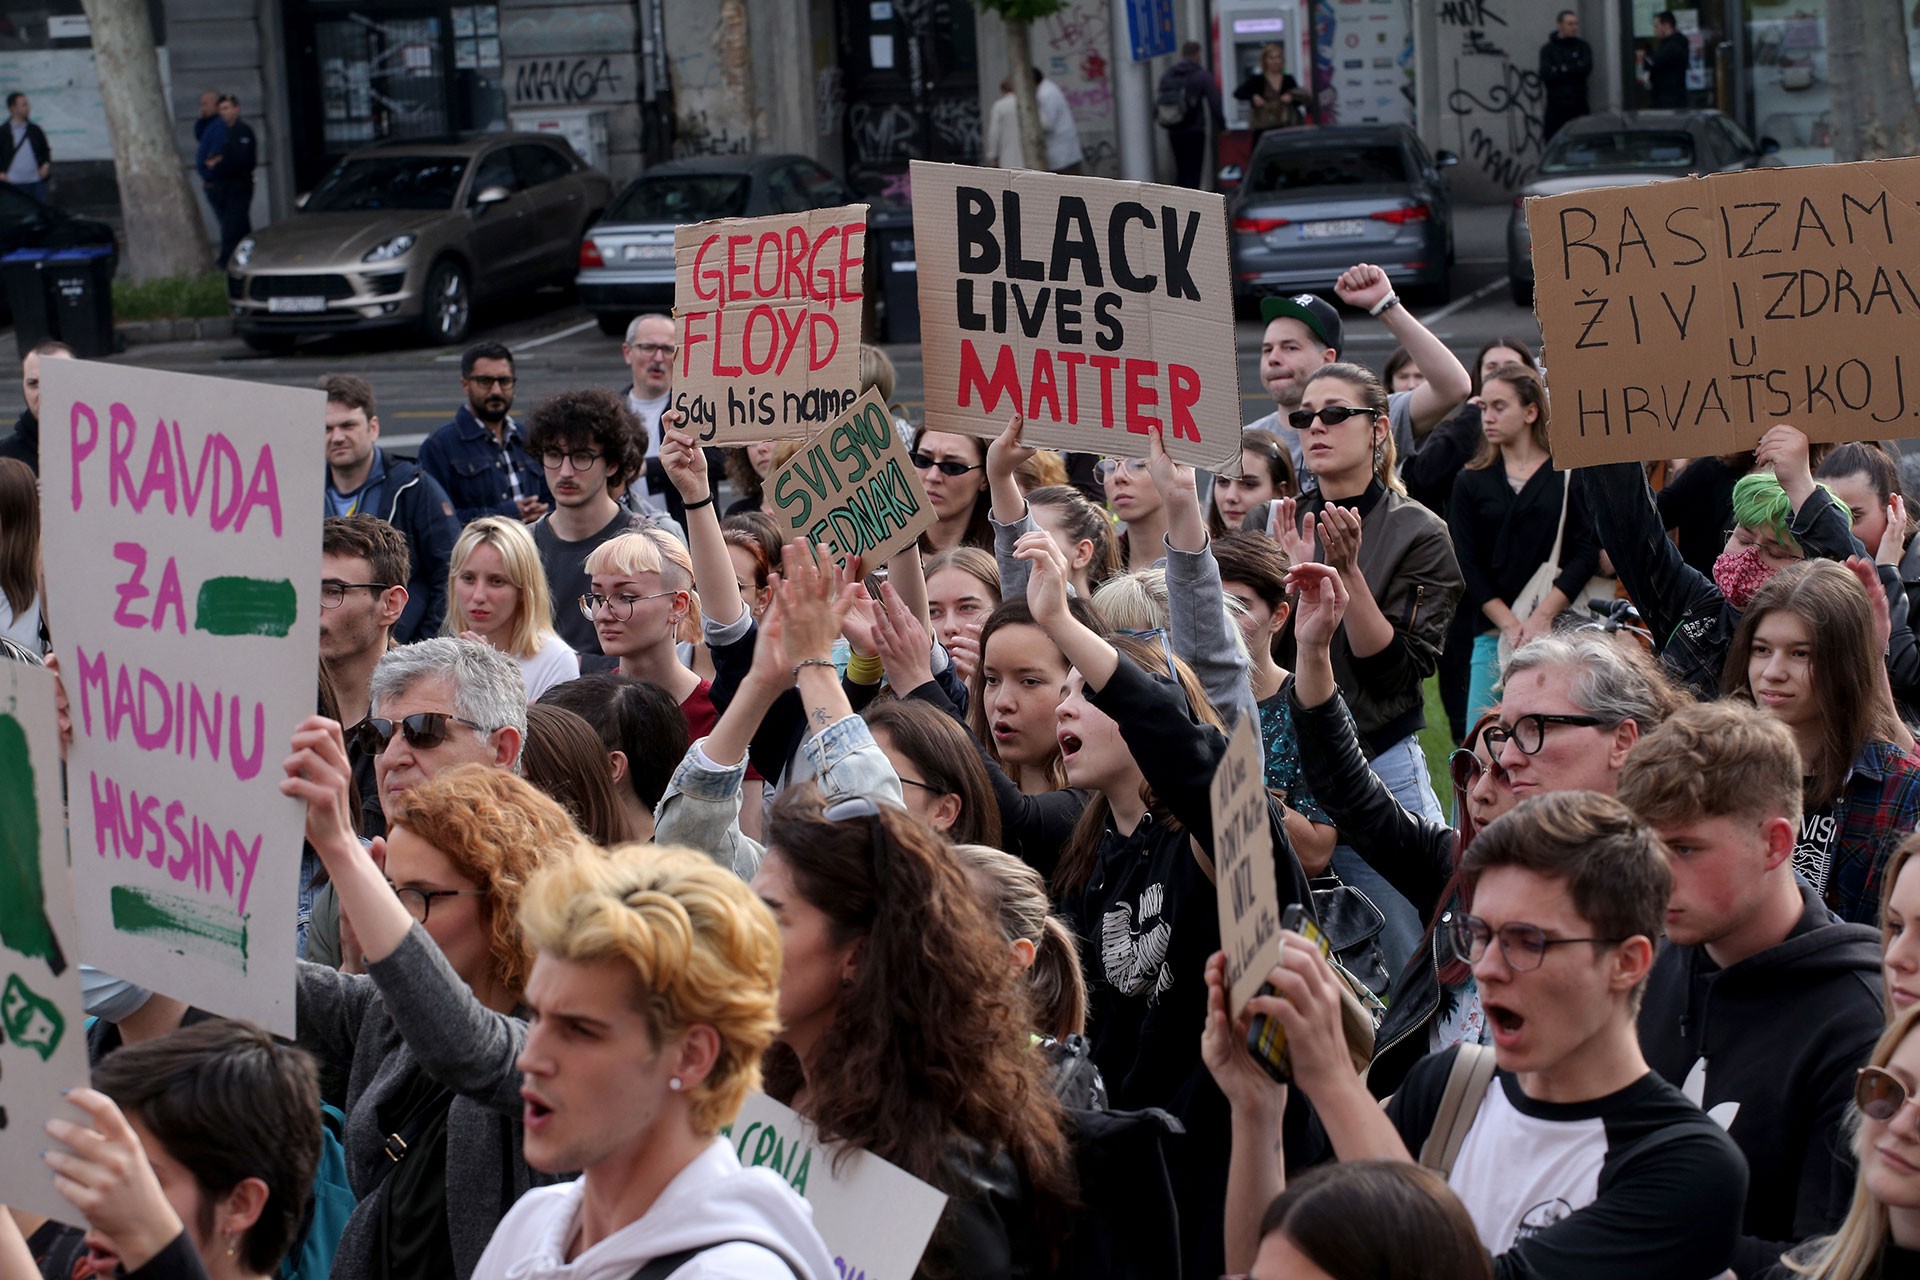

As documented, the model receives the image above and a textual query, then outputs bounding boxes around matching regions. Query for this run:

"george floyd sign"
[913,160,1242,470]
[1528,157,1920,468]
[765,387,934,569]
[672,204,869,445]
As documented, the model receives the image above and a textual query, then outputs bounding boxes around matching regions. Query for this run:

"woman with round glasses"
[1098,454,1167,570]
[279,749,582,1280]
[913,429,993,553]
[445,516,577,701]
[1767,1006,1920,1279]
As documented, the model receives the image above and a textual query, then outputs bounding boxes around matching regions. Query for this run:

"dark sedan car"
[1229,124,1458,310]
[0,185,117,321]
[577,154,869,335]
[1507,110,1780,306]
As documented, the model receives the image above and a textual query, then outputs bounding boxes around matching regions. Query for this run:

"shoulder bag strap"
[628,1241,800,1280]
[1417,1044,1499,1178]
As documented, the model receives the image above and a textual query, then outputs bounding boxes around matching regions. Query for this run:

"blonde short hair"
[517,842,783,1134]
[583,529,704,639]
[446,517,559,659]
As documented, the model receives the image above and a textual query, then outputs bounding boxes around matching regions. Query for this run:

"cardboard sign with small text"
[765,386,935,568]
[1527,156,1920,468]
[1211,714,1281,1015]
[913,159,1242,470]
[672,203,869,445]
[723,1092,947,1279]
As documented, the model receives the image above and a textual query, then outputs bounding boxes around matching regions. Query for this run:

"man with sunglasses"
[418,341,552,525]
[1269,791,1747,1279]
[307,637,527,969]
[1241,263,1470,488]
[1620,701,1883,1276]
[524,387,661,656]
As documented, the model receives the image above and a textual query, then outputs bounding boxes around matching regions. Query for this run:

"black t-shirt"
[1387,1048,1748,1279]
[532,508,647,655]
[1794,801,1840,897]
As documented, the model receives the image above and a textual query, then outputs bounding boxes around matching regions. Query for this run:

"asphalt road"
[102,207,1542,456]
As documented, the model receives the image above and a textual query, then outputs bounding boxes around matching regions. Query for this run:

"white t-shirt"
[1035,79,1084,170]
[7,122,37,184]
[627,389,672,515]
[0,589,43,654]
[518,630,580,702]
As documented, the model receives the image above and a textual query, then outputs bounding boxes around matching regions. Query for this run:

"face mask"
[1713,543,1777,611]
[80,963,154,1023]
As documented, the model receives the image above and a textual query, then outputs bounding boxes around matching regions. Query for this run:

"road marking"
[434,318,597,360]
[1418,277,1508,325]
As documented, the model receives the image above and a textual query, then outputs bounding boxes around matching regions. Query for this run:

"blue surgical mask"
[80,963,154,1023]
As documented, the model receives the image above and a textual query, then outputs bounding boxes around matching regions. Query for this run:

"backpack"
[279,1103,356,1280]
[628,1240,799,1279]
[1416,1045,1499,1178]
[1154,72,1198,129]
[1059,1106,1186,1280]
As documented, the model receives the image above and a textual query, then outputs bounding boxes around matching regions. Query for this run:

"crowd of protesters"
[12,259,1920,1280]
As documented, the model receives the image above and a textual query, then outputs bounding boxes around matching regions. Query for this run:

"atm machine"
[1212,0,1313,186]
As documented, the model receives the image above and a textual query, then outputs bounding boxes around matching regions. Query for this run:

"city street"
[98,205,1538,454]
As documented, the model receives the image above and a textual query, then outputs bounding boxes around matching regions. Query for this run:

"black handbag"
[1309,872,1393,1005]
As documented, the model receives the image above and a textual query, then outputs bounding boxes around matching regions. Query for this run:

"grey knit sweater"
[295,925,562,1280]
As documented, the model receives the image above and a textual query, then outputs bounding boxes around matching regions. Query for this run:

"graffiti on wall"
[816,66,844,137]
[1034,0,1117,178]
[1437,0,1544,198]
[509,57,625,105]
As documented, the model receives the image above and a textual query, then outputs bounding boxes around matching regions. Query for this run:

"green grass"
[111,272,229,321]
[1417,672,1455,806]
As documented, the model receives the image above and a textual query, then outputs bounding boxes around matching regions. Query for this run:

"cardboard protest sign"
[672,203,869,445]
[0,662,91,1221]
[723,1092,947,1279]
[1528,156,1920,467]
[765,387,935,569]
[1211,714,1281,1014]
[41,360,322,1037]
[913,159,1242,471]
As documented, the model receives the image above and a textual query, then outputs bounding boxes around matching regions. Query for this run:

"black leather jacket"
[1291,686,1463,1097]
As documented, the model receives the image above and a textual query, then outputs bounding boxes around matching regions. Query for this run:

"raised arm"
[1202,952,1289,1276]
[1334,263,1470,436]
[987,414,1040,597]
[1149,424,1258,730]
[660,417,742,630]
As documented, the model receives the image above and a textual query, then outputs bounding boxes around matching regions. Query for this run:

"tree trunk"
[1007,21,1045,170]
[80,0,209,280]
[1826,0,1920,160]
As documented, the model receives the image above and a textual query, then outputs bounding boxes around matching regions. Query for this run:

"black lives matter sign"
[912,160,1241,470]
[1529,158,1920,467]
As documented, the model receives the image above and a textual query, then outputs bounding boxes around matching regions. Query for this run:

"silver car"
[229,133,612,350]
[1508,110,1780,306]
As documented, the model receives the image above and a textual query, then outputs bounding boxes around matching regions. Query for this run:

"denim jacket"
[653,714,906,880]
[416,404,550,525]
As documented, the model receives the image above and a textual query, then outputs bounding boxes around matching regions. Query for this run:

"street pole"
[1110,0,1156,180]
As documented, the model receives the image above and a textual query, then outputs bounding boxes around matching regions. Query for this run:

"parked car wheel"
[241,330,296,355]
[595,312,628,338]
[1510,276,1533,308]
[420,258,471,345]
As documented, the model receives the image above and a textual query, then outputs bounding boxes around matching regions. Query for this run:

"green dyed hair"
[1729,471,1848,551]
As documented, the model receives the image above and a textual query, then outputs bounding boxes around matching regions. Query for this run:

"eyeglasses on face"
[1858,1065,1920,1122]
[627,342,676,357]
[319,580,389,609]
[1446,913,1625,972]
[388,883,486,923]
[1481,713,1610,757]
[579,590,675,621]
[351,712,486,756]
[541,448,605,471]
[1722,524,1805,565]
[466,374,516,389]
[910,451,983,477]
[894,775,946,796]
[1447,746,1509,794]
[1287,405,1380,431]
[1095,457,1149,480]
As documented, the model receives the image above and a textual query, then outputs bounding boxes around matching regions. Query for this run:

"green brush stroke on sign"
[0,712,66,977]
[195,577,297,637]
[110,885,248,972]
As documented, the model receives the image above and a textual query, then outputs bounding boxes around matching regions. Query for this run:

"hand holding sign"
[660,417,713,506]
[1249,933,1358,1094]
[1754,422,1814,506]
[1200,950,1285,1115]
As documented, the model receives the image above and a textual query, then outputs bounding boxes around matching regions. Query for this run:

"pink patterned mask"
[1713,544,1777,610]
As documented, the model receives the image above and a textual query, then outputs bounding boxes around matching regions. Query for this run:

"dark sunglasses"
[910,451,983,477]
[351,712,487,756]
[1448,746,1509,794]
[1287,405,1380,431]
[1858,1066,1919,1121]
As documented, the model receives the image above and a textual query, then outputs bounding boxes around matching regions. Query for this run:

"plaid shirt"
[1826,739,1920,925]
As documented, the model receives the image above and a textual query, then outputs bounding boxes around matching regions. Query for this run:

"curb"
[115,316,234,346]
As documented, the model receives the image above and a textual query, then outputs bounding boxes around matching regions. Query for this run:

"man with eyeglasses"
[1619,701,1883,1276]
[620,313,722,526]
[319,373,457,642]
[1265,790,1747,1278]
[306,636,527,969]
[1241,263,1469,491]
[524,387,662,655]
[418,340,551,525]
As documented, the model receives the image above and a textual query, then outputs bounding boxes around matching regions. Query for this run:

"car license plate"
[1301,220,1368,239]
[266,295,326,313]
[622,244,671,262]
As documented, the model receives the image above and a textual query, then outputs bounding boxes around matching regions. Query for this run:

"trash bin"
[2,249,51,359]
[869,206,919,345]
[45,246,115,358]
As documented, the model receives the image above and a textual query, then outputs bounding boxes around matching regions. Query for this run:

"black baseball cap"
[1259,293,1342,353]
